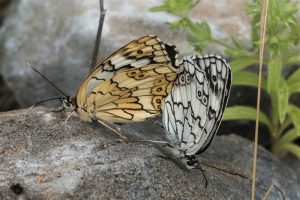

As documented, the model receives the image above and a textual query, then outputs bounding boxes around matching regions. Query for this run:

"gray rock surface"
[0,107,299,199]
[0,0,250,108]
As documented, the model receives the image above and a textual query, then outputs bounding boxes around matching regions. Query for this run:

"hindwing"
[85,65,177,122]
[162,54,231,156]
[74,35,180,122]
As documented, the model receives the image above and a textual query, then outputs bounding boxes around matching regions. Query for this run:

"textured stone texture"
[0,0,250,107]
[0,107,299,199]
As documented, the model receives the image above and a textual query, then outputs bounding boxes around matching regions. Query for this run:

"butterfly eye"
[62,99,72,109]
[179,74,185,85]
[137,50,143,54]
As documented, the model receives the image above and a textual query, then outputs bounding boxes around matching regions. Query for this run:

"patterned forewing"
[162,55,231,156]
[76,35,179,109]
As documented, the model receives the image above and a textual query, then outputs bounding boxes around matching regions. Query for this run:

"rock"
[0,0,250,108]
[0,107,298,199]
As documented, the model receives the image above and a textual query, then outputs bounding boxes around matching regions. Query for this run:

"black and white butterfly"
[162,54,231,166]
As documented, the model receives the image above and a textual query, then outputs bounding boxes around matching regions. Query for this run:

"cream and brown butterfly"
[29,35,180,141]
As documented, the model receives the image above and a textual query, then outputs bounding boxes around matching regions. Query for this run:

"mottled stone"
[0,107,298,199]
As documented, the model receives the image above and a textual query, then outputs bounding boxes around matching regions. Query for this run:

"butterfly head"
[62,96,77,111]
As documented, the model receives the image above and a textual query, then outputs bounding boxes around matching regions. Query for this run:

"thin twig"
[251,0,269,200]
[90,0,106,71]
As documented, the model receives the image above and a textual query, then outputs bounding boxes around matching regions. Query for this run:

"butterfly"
[61,35,180,125]
[162,54,231,163]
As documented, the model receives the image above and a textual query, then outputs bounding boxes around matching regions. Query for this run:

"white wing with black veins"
[162,54,232,156]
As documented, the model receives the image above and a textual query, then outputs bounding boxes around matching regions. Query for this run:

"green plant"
[150,0,300,158]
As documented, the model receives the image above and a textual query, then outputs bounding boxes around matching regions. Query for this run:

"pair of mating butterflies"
[62,35,231,160]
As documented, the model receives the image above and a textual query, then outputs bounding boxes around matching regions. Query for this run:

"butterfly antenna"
[197,160,250,181]
[97,120,128,144]
[193,161,208,188]
[30,97,62,110]
[26,61,67,97]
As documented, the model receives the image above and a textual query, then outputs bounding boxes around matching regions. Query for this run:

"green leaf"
[230,34,243,49]
[187,22,212,52]
[223,106,271,131]
[277,80,289,124]
[166,19,187,29]
[267,55,282,94]
[277,128,299,145]
[273,143,300,159]
[287,67,300,95]
[287,67,300,84]
[230,56,259,73]
[284,54,300,64]
[149,0,200,17]
[288,104,300,135]
[149,5,169,12]
[288,82,300,95]
[232,71,267,90]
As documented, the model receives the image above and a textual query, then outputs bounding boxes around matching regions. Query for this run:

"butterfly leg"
[97,120,129,144]
[186,156,208,188]
[48,111,74,136]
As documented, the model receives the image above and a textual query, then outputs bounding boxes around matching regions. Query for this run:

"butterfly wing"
[83,64,177,122]
[162,55,231,156]
[76,35,180,109]
[74,35,180,122]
